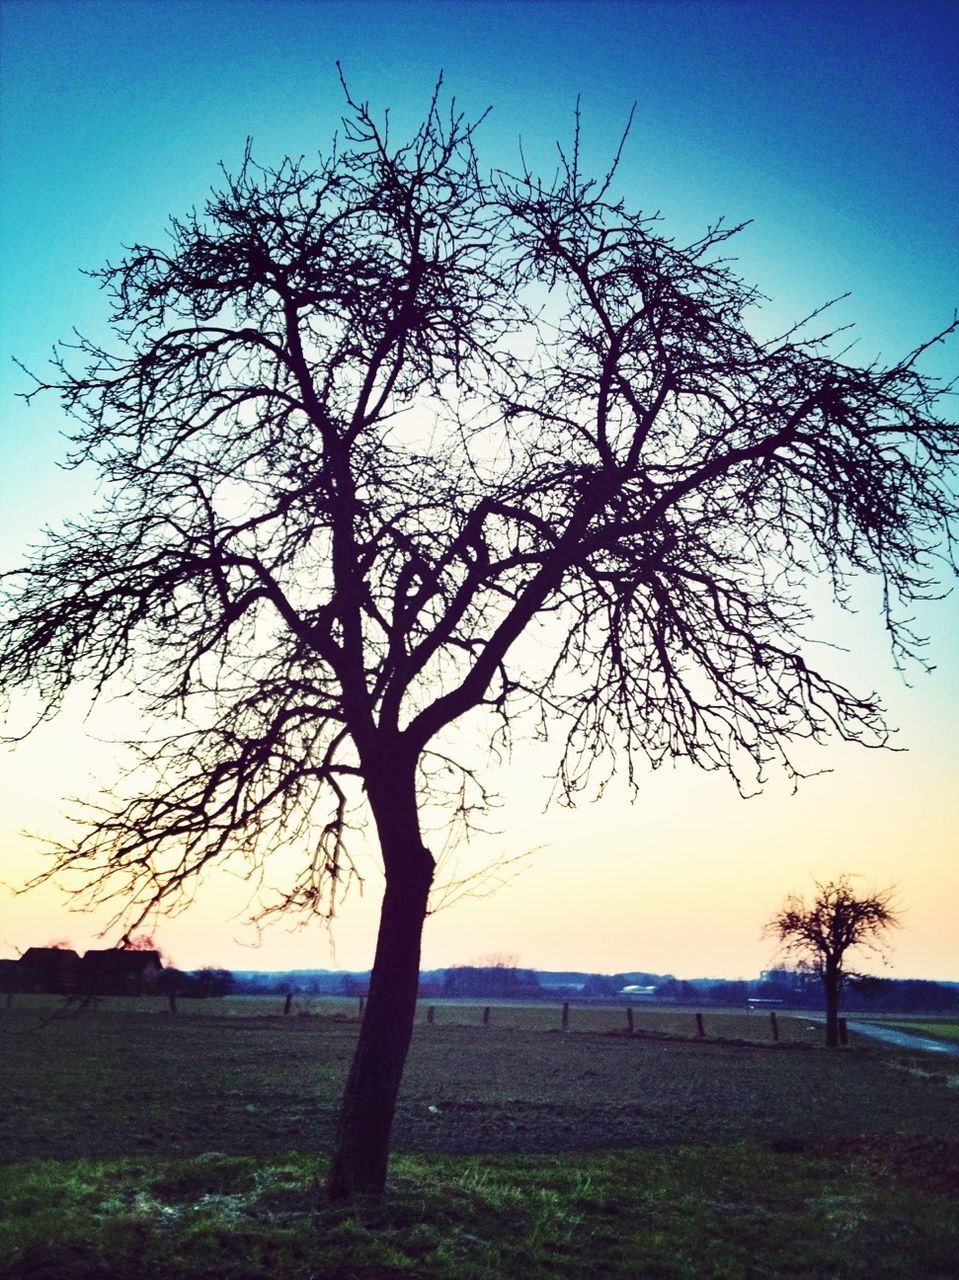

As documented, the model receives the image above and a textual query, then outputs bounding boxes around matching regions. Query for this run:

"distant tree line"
[230,970,369,997]
[442,965,541,999]
[584,967,959,1014]
[4,950,954,1013]
[230,963,958,1013]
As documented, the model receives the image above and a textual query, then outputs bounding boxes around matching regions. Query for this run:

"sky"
[0,0,956,982]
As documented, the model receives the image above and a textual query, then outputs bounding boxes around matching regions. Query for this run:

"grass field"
[858,1019,959,1044]
[0,992,826,1034]
[2,997,958,1278]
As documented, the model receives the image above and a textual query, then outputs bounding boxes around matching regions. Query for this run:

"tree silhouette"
[765,875,900,1047]
[122,932,170,965]
[1,77,956,1198]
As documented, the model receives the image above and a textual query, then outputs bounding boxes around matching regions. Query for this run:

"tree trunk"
[824,962,840,1049]
[326,776,434,1201]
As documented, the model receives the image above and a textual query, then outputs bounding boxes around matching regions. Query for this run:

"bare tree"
[122,934,156,950]
[121,932,171,968]
[1,77,956,1198]
[765,874,900,1046]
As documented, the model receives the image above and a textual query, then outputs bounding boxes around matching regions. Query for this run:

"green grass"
[868,1021,959,1044]
[2,1141,958,1279]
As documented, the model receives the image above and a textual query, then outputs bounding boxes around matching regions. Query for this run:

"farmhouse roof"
[81,948,163,972]
[20,946,82,967]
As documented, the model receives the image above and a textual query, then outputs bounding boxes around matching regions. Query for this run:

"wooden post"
[695,1012,705,1038]
[5,991,13,1010]
[168,992,177,1014]
[769,1010,779,1042]
[838,1017,848,1046]
[482,1005,491,1027]
[561,1002,570,1032]
[358,996,365,1019]
[626,1006,634,1035]
[427,1005,435,1025]
[283,991,293,1016]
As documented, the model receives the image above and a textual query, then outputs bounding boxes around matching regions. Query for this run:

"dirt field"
[3,999,958,1279]
[2,998,956,1164]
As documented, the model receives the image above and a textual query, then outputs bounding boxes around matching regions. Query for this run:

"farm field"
[0,992,828,1032]
[2,998,958,1278]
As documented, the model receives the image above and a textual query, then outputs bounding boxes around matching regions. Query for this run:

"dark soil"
[2,1008,956,1164]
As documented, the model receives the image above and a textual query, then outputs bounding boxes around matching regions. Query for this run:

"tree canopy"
[765,873,901,1046]
[767,875,900,968]
[1,78,956,1194]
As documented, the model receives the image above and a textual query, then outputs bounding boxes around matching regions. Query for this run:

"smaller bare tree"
[765,874,900,1046]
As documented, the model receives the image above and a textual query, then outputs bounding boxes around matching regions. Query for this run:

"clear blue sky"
[1,0,956,978]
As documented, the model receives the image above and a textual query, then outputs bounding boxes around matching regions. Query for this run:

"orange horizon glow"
[3,669,956,984]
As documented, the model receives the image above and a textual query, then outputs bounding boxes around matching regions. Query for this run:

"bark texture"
[326,774,435,1201]
[824,961,841,1049]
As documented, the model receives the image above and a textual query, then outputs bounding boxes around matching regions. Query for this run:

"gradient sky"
[1,0,956,981]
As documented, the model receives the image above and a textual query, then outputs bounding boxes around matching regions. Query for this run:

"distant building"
[17,947,82,994]
[538,981,586,996]
[80,948,163,995]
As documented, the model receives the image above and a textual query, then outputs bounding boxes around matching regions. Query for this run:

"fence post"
[358,996,365,1020]
[838,1017,848,1046]
[427,1005,435,1025]
[283,991,293,1016]
[626,1006,634,1035]
[168,992,177,1014]
[769,1010,779,1042]
[695,1012,705,1038]
[483,1005,491,1027]
[561,1002,570,1032]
